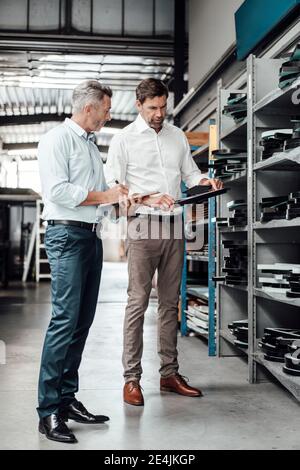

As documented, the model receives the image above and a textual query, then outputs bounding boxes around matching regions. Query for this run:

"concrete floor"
[0,262,299,450]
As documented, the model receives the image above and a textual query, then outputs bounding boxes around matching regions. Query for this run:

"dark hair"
[136,78,169,104]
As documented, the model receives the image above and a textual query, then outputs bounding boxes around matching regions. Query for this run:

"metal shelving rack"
[216,56,300,401]
[216,84,249,360]
[180,123,217,355]
[247,54,300,401]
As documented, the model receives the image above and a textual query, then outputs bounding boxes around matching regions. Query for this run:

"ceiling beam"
[3,142,109,154]
[0,114,132,127]
[0,32,176,58]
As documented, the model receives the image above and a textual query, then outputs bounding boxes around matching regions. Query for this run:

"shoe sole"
[160,387,203,397]
[39,425,78,444]
[63,417,109,424]
[124,400,144,406]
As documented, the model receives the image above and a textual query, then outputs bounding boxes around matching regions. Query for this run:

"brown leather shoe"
[123,381,144,406]
[160,374,203,397]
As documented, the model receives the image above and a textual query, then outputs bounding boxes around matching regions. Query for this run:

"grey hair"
[71,80,112,114]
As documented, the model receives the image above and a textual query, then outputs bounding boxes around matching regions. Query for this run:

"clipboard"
[175,187,228,206]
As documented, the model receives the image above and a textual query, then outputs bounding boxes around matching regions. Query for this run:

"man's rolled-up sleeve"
[38,134,88,209]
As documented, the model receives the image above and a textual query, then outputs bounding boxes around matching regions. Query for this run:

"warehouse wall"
[188,0,244,88]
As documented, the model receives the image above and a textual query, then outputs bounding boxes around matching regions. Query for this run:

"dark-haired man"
[106,78,222,406]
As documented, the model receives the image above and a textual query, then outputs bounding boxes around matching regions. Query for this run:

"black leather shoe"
[61,400,110,424]
[39,413,77,444]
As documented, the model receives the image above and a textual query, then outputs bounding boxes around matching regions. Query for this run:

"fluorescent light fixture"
[7,148,38,156]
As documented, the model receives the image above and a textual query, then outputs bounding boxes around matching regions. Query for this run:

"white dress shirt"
[105,113,207,202]
[38,118,108,223]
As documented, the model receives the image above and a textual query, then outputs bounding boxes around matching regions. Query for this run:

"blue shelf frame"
[208,167,216,356]
[180,122,217,355]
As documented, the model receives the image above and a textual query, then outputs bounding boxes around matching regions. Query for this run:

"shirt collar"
[64,118,95,142]
[134,113,165,134]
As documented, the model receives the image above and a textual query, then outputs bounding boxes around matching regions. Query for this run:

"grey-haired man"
[37,80,128,443]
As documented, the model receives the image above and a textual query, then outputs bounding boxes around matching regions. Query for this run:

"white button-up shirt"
[38,118,108,223]
[105,113,207,200]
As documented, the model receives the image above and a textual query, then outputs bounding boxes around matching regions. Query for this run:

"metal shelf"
[186,219,209,227]
[219,225,248,233]
[254,218,300,230]
[219,170,247,183]
[220,329,248,355]
[255,353,300,402]
[254,288,300,308]
[186,286,209,299]
[253,77,300,114]
[219,282,248,292]
[247,54,300,402]
[186,255,209,262]
[220,119,247,140]
[254,152,300,172]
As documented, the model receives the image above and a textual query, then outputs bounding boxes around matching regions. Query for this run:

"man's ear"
[135,100,142,112]
[84,103,92,115]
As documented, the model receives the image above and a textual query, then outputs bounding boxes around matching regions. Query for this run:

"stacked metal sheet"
[213,200,247,228]
[228,320,248,349]
[259,192,300,222]
[259,117,300,160]
[222,93,247,123]
[258,328,300,363]
[187,247,209,259]
[283,340,300,376]
[279,43,300,89]
[221,240,247,285]
[210,149,247,180]
[257,263,300,298]
[185,298,209,336]
[286,116,300,151]
[259,129,293,160]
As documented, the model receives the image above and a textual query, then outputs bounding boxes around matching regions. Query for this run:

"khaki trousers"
[123,217,184,382]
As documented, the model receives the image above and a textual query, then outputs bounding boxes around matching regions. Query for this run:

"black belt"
[47,220,97,232]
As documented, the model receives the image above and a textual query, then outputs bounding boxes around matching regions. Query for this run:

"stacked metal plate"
[283,340,300,376]
[188,246,209,259]
[185,299,209,336]
[222,93,247,123]
[227,200,247,227]
[213,200,247,228]
[258,328,300,362]
[285,116,300,151]
[279,43,300,89]
[257,263,300,298]
[221,240,247,285]
[259,129,293,160]
[259,192,300,222]
[228,320,248,349]
[210,149,247,180]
